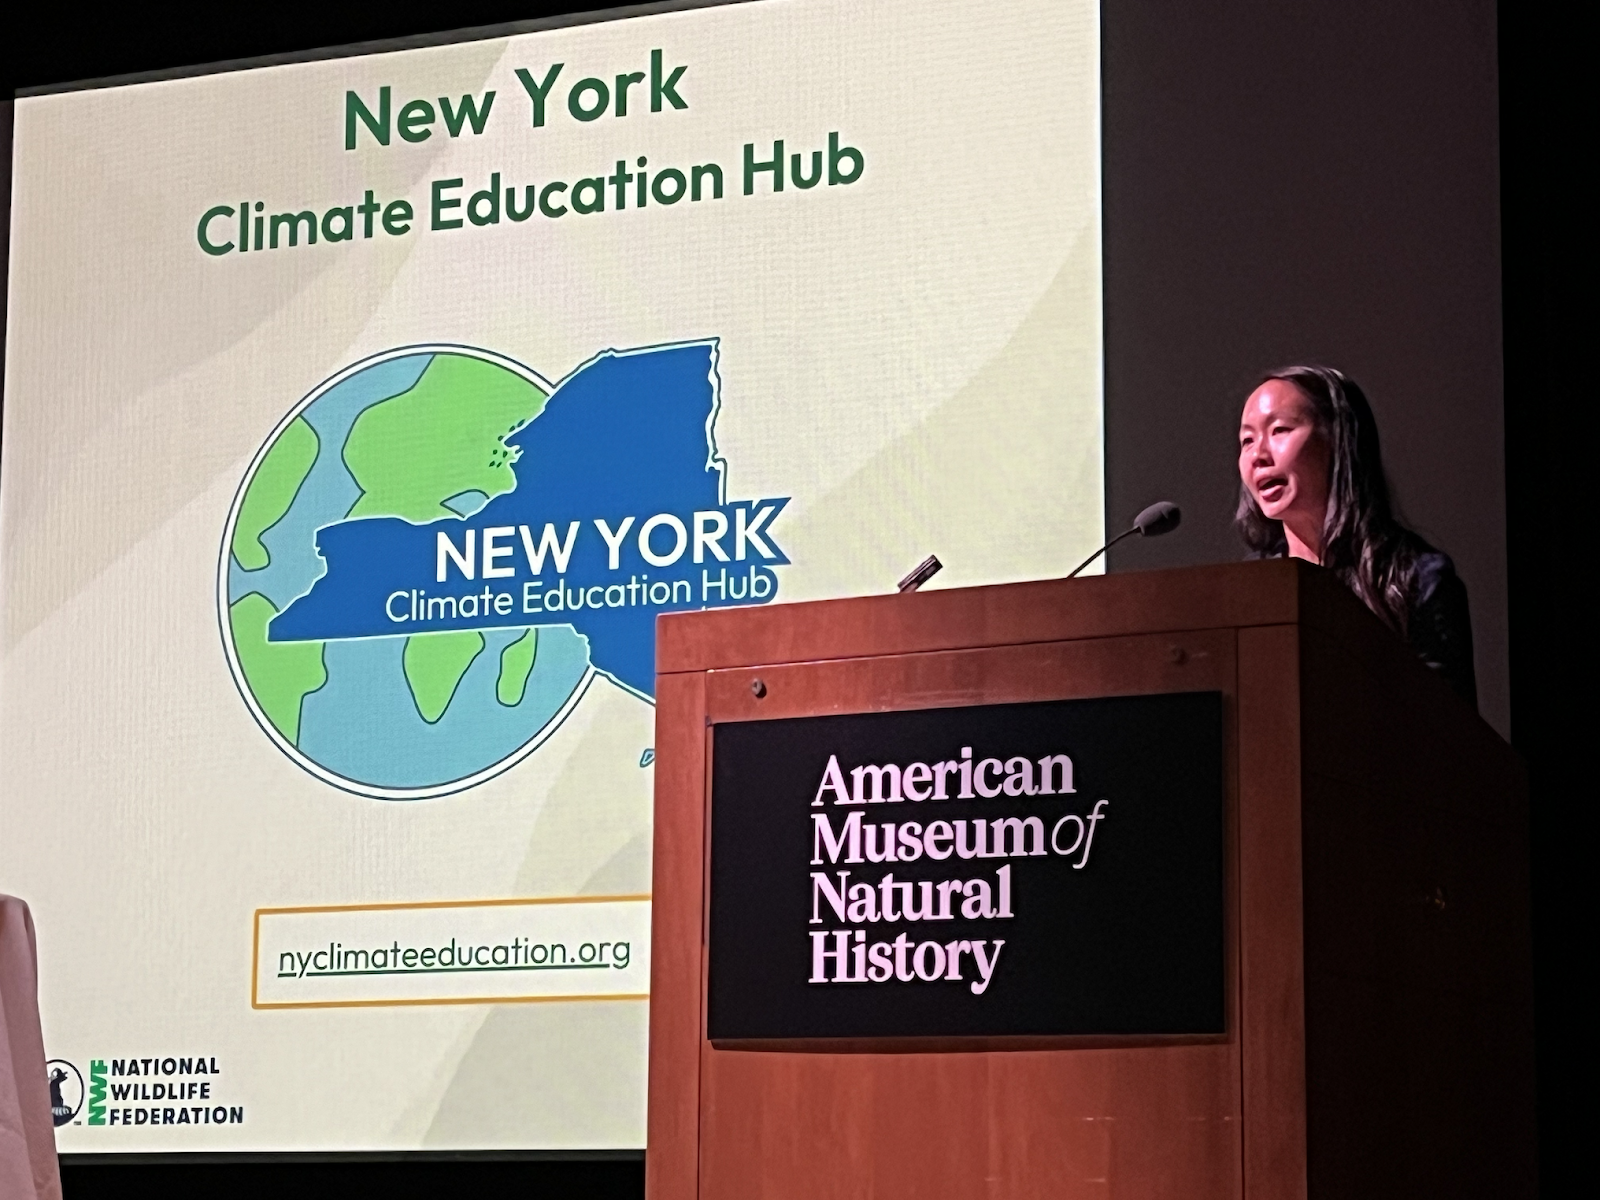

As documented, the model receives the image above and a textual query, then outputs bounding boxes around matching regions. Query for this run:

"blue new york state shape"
[269,342,788,697]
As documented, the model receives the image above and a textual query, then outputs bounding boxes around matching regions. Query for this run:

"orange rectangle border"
[251,894,652,1010]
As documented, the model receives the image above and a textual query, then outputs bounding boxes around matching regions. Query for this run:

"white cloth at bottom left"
[0,895,64,1200]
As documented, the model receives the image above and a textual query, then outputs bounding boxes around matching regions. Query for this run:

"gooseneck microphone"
[1066,501,1182,579]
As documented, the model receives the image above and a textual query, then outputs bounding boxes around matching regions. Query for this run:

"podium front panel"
[658,627,1246,1200]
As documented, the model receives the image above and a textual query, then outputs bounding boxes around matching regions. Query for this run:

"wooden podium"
[646,560,1534,1199]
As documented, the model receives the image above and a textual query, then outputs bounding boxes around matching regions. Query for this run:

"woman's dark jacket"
[1407,552,1477,706]
[1256,550,1477,706]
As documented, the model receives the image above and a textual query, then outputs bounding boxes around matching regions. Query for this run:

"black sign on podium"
[706,691,1225,1043]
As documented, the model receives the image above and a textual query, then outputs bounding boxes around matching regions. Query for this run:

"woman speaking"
[1236,365,1477,705]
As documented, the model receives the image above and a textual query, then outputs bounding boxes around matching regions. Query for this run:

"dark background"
[1101,2,1511,738]
[1,0,1582,1195]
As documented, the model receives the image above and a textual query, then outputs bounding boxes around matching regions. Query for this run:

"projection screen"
[0,0,1101,1152]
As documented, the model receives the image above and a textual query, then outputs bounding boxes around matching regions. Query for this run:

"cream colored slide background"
[0,0,1100,1151]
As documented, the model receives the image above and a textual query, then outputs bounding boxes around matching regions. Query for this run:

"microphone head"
[1133,501,1182,537]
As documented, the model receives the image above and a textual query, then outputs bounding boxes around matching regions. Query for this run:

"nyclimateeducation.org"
[275,935,632,980]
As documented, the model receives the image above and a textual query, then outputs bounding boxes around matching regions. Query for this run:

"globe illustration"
[220,346,594,799]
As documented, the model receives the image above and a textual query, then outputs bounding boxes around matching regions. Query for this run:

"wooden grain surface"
[1296,618,1535,1198]
[646,670,707,1200]
[657,560,1300,677]
[684,630,1243,1200]
[1236,625,1307,1200]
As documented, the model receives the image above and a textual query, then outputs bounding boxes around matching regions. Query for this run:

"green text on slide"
[344,354,548,521]
[231,417,319,570]
[229,593,327,743]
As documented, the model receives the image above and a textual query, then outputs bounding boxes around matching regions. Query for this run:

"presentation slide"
[0,0,1101,1152]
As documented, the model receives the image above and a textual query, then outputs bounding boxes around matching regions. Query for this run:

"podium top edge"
[656,559,1320,675]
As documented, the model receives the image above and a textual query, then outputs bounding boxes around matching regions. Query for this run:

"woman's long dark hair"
[1235,365,1432,634]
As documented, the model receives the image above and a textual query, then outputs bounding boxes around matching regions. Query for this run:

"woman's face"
[1238,380,1331,539]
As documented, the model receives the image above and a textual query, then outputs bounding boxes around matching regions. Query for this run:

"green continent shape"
[232,417,319,570]
[497,629,538,706]
[343,354,548,521]
[229,592,326,744]
[403,631,486,723]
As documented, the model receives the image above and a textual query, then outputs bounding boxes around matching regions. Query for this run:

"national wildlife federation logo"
[47,1060,84,1127]
[220,340,789,799]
